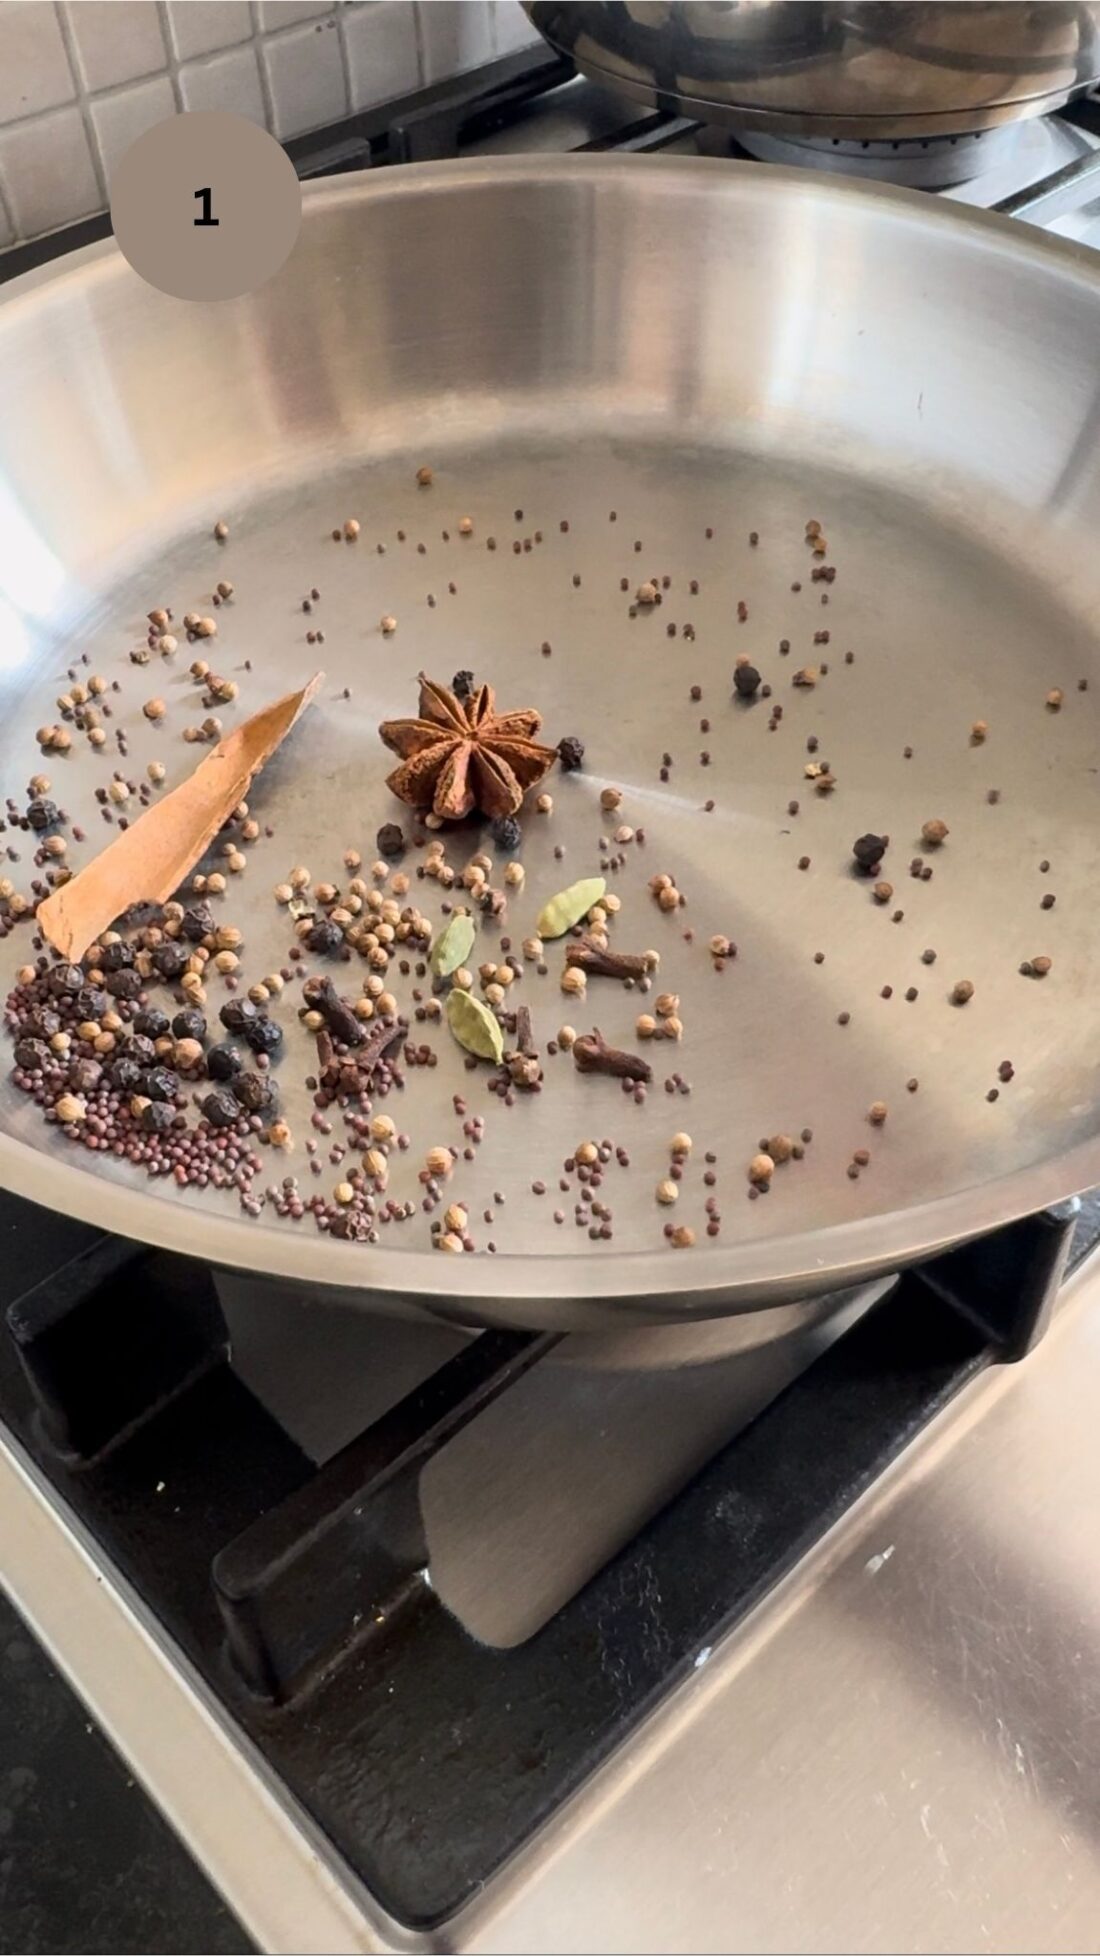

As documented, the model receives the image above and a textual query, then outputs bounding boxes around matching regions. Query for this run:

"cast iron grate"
[0,1186,1083,1929]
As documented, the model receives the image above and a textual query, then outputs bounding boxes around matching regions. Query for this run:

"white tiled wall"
[0,0,542,253]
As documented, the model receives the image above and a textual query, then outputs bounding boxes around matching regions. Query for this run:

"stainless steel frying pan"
[1,157,1099,1331]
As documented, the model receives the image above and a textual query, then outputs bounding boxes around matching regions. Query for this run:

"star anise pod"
[379,675,558,821]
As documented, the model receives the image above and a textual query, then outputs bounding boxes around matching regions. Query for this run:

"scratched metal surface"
[468,1258,1100,1953]
[1,160,1100,1326]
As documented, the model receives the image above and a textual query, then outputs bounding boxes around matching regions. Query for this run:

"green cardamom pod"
[446,987,504,1064]
[536,876,607,941]
[430,909,476,978]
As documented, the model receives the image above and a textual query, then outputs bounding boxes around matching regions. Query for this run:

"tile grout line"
[1,0,489,250]
[250,2,279,133]
[52,0,109,209]
[154,0,185,111]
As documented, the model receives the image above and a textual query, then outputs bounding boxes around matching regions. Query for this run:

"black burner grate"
[0,1186,1083,1928]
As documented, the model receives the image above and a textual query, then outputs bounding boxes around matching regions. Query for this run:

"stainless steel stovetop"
[4,49,1100,1956]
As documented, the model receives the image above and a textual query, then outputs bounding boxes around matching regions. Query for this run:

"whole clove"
[505,1002,541,1086]
[573,1028,653,1082]
[317,1013,407,1093]
[302,975,364,1046]
[565,939,652,980]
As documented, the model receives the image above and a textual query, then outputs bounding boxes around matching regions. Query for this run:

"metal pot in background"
[522,2,1100,139]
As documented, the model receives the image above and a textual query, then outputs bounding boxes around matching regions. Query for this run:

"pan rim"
[3,154,1100,308]
[0,1123,1094,1309]
[2,154,1098,1314]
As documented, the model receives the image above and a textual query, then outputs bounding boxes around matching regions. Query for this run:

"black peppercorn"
[47,963,83,998]
[206,1042,243,1082]
[452,669,475,699]
[180,903,215,942]
[490,814,522,853]
[74,987,108,1021]
[733,663,761,699]
[126,1035,157,1068]
[99,940,134,972]
[107,1056,143,1093]
[201,1087,239,1128]
[143,1066,180,1102]
[106,968,142,1000]
[68,1057,102,1094]
[133,1007,170,1039]
[219,997,257,1033]
[376,822,406,859]
[172,1008,206,1041]
[852,833,888,872]
[557,735,585,771]
[243,1016,282,1056]
[232,1071,276,1113]
[14,1038,50,1072]
[140,1100,174,1133]
[152,943,188,981]
[26,797,59,830]
[306,918,343,955]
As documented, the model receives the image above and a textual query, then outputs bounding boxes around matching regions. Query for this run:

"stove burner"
[0,1191,1078,1926]
[734,122,1026,188]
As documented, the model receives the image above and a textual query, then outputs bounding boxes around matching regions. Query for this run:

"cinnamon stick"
[37,672,324,960]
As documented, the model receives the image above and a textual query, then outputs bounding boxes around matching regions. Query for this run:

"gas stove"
[4,45,1100,1956]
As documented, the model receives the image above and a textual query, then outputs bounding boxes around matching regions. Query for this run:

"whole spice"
[852,833,887,872]
[490,814,521,853]
[379,675,557,821]
[732,663,761,699]
[537,876,607,940]
[376,822,406,858]
[202,1088,239,1128]
[557,735,585,771]
[565,940,652,980]
[37,673,323,960]
[302,976,363,1046]
[431,910,477,978]
[951,979,974,1004]
[206,1043,242,1082]
[572,1028,652,1082]
[921,818,949,847]
[446,987,504,1063]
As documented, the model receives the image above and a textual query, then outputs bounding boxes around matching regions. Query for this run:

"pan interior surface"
[0,160,1098,1320]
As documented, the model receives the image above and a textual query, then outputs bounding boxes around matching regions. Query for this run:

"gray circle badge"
[111,111,302,302]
